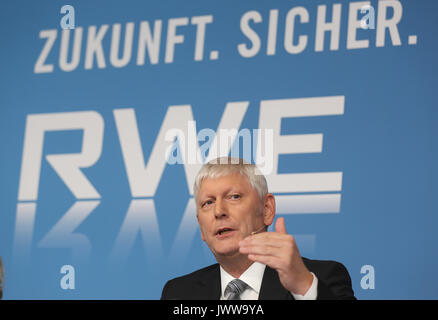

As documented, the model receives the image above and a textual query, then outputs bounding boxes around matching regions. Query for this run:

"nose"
[214,198,228,219]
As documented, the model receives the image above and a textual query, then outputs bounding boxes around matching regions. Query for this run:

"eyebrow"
[199,187,244,201]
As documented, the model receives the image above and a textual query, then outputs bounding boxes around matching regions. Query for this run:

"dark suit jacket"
[161,257,356,300]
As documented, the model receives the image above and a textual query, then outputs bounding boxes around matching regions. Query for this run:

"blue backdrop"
[0,0,437,299]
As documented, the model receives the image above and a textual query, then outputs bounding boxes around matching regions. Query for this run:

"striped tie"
[225,279,248,300]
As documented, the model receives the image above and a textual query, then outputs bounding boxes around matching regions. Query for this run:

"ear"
[262,193,276,227]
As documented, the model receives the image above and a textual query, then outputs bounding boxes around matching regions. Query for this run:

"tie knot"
[225,279,248,300]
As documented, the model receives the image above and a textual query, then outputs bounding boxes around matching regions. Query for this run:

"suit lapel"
[258,266,294,300]
[196,264,222,300]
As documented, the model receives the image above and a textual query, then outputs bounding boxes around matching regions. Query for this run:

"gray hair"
[193,157,268,203]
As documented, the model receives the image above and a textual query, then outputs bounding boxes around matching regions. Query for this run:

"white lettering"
[238,11,262,58]
[165,17,189,63]
[34,30,57,74]
[315,4,342,52]
[257,96,344,193]
[376,0,402,47]
[18,111,104,201]
[191,15,213,61]
[85,25,109,69]
[59,28,83,71]
[137,20,162,65]
[360,5,375,30]
[284,7,309,54]
[267,9,278,56]
[347,2,371,49]
[110,23,134,68]
[114,106,201,197]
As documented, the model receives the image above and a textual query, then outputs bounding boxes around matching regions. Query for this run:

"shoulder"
[165,264,219,286]
[302,257,350,277]
[161,264,219,300]
[302,257,356,300]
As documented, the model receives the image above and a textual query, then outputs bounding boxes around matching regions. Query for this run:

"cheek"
[197,216,211,241]
[241,208,262,230]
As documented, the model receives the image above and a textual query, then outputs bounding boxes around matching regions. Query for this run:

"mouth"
[215,227,235,238]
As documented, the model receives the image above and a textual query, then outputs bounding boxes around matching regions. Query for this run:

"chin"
[212,243,240,258]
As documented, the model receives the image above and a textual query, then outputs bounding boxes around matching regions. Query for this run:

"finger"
[239,243,284,257]
[242,231,286,243]
[240,234,290,249]
[275,217,287,234]
[247,254,281,270]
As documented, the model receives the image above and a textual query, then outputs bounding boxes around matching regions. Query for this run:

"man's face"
[196,173,271,259]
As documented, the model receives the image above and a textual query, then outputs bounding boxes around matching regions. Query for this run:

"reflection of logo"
[14,96,345,264]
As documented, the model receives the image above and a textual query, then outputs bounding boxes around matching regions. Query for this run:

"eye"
[230,194,241,200]
[202,199,213,208]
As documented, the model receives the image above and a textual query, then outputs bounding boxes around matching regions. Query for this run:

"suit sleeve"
[160,280,171,300]
[315,261,356,300]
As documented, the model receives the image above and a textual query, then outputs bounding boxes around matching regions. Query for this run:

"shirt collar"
[220,262,266,298]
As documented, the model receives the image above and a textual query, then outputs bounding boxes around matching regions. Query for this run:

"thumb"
[275,217,287,234]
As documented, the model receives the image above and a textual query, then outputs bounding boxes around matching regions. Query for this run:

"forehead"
[198,173,252,194]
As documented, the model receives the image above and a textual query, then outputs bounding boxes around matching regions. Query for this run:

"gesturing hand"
[239,217,314,296]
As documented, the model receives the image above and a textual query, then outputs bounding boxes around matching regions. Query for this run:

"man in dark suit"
[161,157,355,300]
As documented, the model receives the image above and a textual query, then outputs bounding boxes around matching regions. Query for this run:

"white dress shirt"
[220,262,318,300]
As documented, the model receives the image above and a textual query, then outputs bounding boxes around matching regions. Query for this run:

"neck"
[216,254,254,278]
